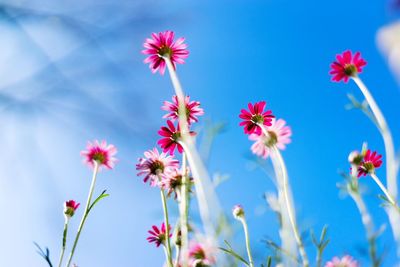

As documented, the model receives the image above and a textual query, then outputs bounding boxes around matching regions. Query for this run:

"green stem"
[65,161,99,267]
[57,220,69,267]
[240,217,255,267]
[179,153,189,267]
[158,174,173,267]
[371,173,397,207]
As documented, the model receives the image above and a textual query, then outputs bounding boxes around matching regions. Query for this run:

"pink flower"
[142,31,189,75]
[64,200,80,218]
[239,101,274,136]
[136,148,179,187]
[357,149,383,177]
[329,50,367,83]
[81,140,117,170]
[188,240,216,267]
[161,168,192,199]
[249,118,292,159]
[325,255,359,267]
[147,223,172,248]
[162,95,204,125]
[158,120,195,155]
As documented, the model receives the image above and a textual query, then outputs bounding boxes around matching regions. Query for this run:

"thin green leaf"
[219,240,249,266]
[88,190,109,213]
[33,242,53,267]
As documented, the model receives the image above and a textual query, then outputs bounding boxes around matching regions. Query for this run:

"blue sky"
[0,0,399,266]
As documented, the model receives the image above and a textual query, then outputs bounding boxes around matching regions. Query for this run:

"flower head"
[357,149,383,177]
[329,50,367,83]
[142,31,189,75]
[147,223,172,248]
[161,168,192,199]
[239,101,274,135]
[249,118,292,159]
[325,255,359,267]
[232,204,245,220]
[162,95,204,125]
[136,148,179,186]
[188,240,216,267]
[64,200,80,219]
[81,140,117,170]
[158,120,195,155]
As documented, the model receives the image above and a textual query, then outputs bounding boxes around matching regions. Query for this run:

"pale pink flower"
[81,140,117,170]
[136,148,179,187]
[249,118,292,159]
[161,168,192,199]
[325,255,359,267]
[142,31,189,75]
[188,239,216,266]
[162,95,204,125]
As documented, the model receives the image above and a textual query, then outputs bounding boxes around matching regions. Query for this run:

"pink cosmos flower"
[249,118,292,159]
[136,148,179,187]
[329,50,367,83]
[81,140,117,170]
[188,240,216,267]
[162,95,204,125]
[64,200,80,218]
[325,255,359,267]
[158,120,195,155]
[142,31,189,75]
[239,101,274,136]
[147,223,172,248]
[357,149,383,177]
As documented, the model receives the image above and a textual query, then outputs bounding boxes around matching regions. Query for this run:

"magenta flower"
[357,149,383,177]
[188,240,216,266]
[162,95,204,125]
[249,118,292,159]
[81,140,117,170]
[64,200,80,218]
[136,148,179,187]
[147,223,172,248]
[158,120,195,155]
[142,31,189,75]
[325,255,359,267]
[329,50,367,83]
[239,101,274,136]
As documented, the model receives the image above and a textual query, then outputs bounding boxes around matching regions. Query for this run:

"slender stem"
[158,174,173,267]
[164,56,221,237]
[259,125,309,266]
[65,161,99,267]
[352,76,397,197]
[272,147,309,267]
[240,217,255,267]
[179,153,189,267]
[57,221,69,267]
[371,173,397,207]
[348,186,379,267]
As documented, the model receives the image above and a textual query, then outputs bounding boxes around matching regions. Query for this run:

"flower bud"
[232,204,245,220]
[348,150,363,166]
[64,200,80,219]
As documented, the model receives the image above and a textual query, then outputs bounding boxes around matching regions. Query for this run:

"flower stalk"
[65,161,99,267]
[179,153,190,267]
[57,220,69,267]
[240,218,254,267]
[158,174,173,267]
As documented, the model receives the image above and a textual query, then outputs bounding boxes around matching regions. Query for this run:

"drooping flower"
[329,50,367,83]
[239,101,274,136]
[147,223,172,248]
[161,168,192,199]
[325,255,359,267]
[136,148,179,187]
[249,118,292,159]
[188,239,217,267]
[142,31,189,75]
[162,95,204,125]
[357,149,383,177]
[81,140,117,170]
[64,200,80,219]
[232,204,245,220]
[158,120,195,155]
